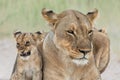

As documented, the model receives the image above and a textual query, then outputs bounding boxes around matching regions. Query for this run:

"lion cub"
[10,31,43,80]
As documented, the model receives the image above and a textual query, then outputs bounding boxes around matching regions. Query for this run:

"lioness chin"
[42,8,101,80]
[10,31,43,80]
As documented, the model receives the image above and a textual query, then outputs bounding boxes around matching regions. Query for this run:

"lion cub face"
[42,9,98,65]
[14,31,42,60]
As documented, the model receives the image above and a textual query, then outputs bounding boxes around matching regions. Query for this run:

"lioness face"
[54,15,92,65]
[42,9,98,65]
[14,31,42,60]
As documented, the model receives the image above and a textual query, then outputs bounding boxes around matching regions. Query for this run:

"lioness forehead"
[55,10,92,37]
[58,10,92,29]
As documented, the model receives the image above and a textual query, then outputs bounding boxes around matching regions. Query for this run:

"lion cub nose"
[79,49,91,55]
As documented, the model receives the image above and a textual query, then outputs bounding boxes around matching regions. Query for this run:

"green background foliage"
[0,0,120,54]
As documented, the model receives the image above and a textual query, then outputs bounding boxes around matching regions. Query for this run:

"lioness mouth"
[72,57,88,65]
[20,51,31,57]
[76,57,87,60]
[70,55,87,60]
[71,56,89,65]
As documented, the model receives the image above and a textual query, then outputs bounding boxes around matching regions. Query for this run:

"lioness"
[92,28,110,73]
[10,31,43,80]
[42,8,101,80]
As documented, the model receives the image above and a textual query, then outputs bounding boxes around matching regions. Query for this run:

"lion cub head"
[14,31,43,60]
[42,8,98,65]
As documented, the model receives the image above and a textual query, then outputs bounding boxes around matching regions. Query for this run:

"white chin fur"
[20,56,30,60]
[72,59,88,66]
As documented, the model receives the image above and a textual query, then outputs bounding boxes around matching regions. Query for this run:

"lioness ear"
[31,31,42,41]
[98,28,107,33]
[35,31,42,35]
[41,8,58,25]
[87,9,98,23]
[14,30,22,38]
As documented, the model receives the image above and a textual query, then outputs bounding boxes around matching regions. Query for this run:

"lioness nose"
[79,49,91,55]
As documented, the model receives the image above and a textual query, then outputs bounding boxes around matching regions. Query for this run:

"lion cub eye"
[66,30,74,35]
[16,43,20,48]
[25,41,30,46]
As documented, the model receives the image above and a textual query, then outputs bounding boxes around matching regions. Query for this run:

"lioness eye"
[88,30,93,36]
[66,30,74,35]
[25,41,30,46]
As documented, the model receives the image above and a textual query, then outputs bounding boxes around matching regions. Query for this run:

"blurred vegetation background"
[0,0,120,55]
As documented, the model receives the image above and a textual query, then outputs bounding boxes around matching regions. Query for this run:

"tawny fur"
[42,8,101,80]
[42,8,110,74]
[10,32,43,80]
[92,28,110,73]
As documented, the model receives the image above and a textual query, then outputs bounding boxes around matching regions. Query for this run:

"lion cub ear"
[41,8,58,27]
[14,30,22,38]
[87,9,98,23]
